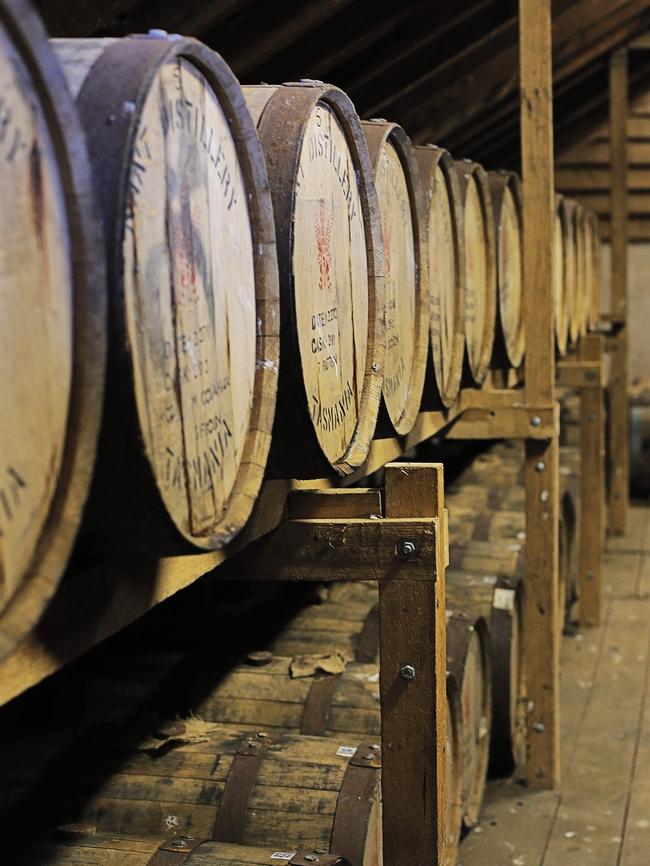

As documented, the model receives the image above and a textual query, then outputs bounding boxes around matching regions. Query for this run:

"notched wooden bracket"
[210,516,441,583]
[445,403,556,439]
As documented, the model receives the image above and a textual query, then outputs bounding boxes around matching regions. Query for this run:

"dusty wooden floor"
[459,503,650,866]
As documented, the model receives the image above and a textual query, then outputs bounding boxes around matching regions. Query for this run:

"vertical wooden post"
[519,0,561,788]
[609,48,629,535]
[382,463,447,866]
[577,334,605,626]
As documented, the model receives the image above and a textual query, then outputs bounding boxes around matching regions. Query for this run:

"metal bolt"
[530,415,542,427]
[535,461,545,472]
[147,28,168,37]
[370,743,380,750]
[397,538,419,559]
[314,850,328,855]
[400,663,416,681]
[540,490,549,503]
[586,570,594,580]
[372,362,381,373]
[364,753,376,761]
[533,722,545,733]
[304,856,318,863]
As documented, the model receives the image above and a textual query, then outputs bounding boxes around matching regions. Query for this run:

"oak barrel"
[446,571,526,776]
[586,209,601,330]
[17,836,351,866]
[561,197,580,347]
[554,195,570,355]
[362,120,427,434]
[489,171,524,369]
[53,721,382,866]
[52,36,279,552]
[446,614,491,829]
[415,145,466,407]
[455,160,497,384]
[244,82,385,477]
[0,2,105,658]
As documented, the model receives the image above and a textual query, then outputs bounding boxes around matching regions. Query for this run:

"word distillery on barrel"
[52,34,280,554]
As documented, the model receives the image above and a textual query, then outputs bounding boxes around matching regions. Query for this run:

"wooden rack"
[0,3,614,864]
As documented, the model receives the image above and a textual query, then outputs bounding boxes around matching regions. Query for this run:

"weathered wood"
[17,838,351,866]
[51,36,279,554]
[520,0,561,789]
[382,463,446,866]
[243,83,385,478]
[414,145,466,408]
[0,4,106,660]
[609,48,629,535]
[33,721,382,865]
[362,121,427,435]
[489,171,524,369]
[455,160,497,384]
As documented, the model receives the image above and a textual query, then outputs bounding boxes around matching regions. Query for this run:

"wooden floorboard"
[459,505,650,866]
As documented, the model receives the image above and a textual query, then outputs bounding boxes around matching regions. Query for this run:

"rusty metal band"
[301,675,340,736]
[355,602,379,662]
[330,742,381,865]
[211,734,272,842]
[146,836,207,866]
[471,512,493,541]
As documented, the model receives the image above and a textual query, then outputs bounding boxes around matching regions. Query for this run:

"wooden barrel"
[52,36,279,553]
[192,653,381,740]
[362,120,427,435]
[561,197,580,347]
[243,82,384,478]
[0,3,106,659]
[446,571,526,776]
[51,720,382,866]
[455,159,497,384]
[445,675,463,866]
[448,538,524,579]
[415,145,466,407]
[17,837,351,866]
[446,614,491,829]
[489,171,524,369]
[447,506,524,546]
[554,195,570,356]
[447,482,524,512]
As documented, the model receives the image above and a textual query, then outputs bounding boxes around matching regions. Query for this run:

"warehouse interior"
[1,1,649,865]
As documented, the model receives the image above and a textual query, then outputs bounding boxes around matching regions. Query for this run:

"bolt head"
[400,663,416,681]
[304,856,318,863]
[535,461,545,472]
[314,850,328,855]
[530,415,542,427]
[363,753,376,761]
[397,538,419,559]
[147,28,168,37]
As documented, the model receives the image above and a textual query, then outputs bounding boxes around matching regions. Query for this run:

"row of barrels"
[0,0,598,662]
[0,440,581,866]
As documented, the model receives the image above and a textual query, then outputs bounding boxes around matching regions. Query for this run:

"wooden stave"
[38,721,382,866]
[0,1,106,658]
[244,83,385,479]
[455,159,497,385]
[445,675,463,866]
[362,120,428,436]
[52,36,279,554]
[415,145,466,408]
[554,194,570,356]
[446,614,491,829]
[16,837,352,866]
[561,197,580,347]
[488,171,525,369]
